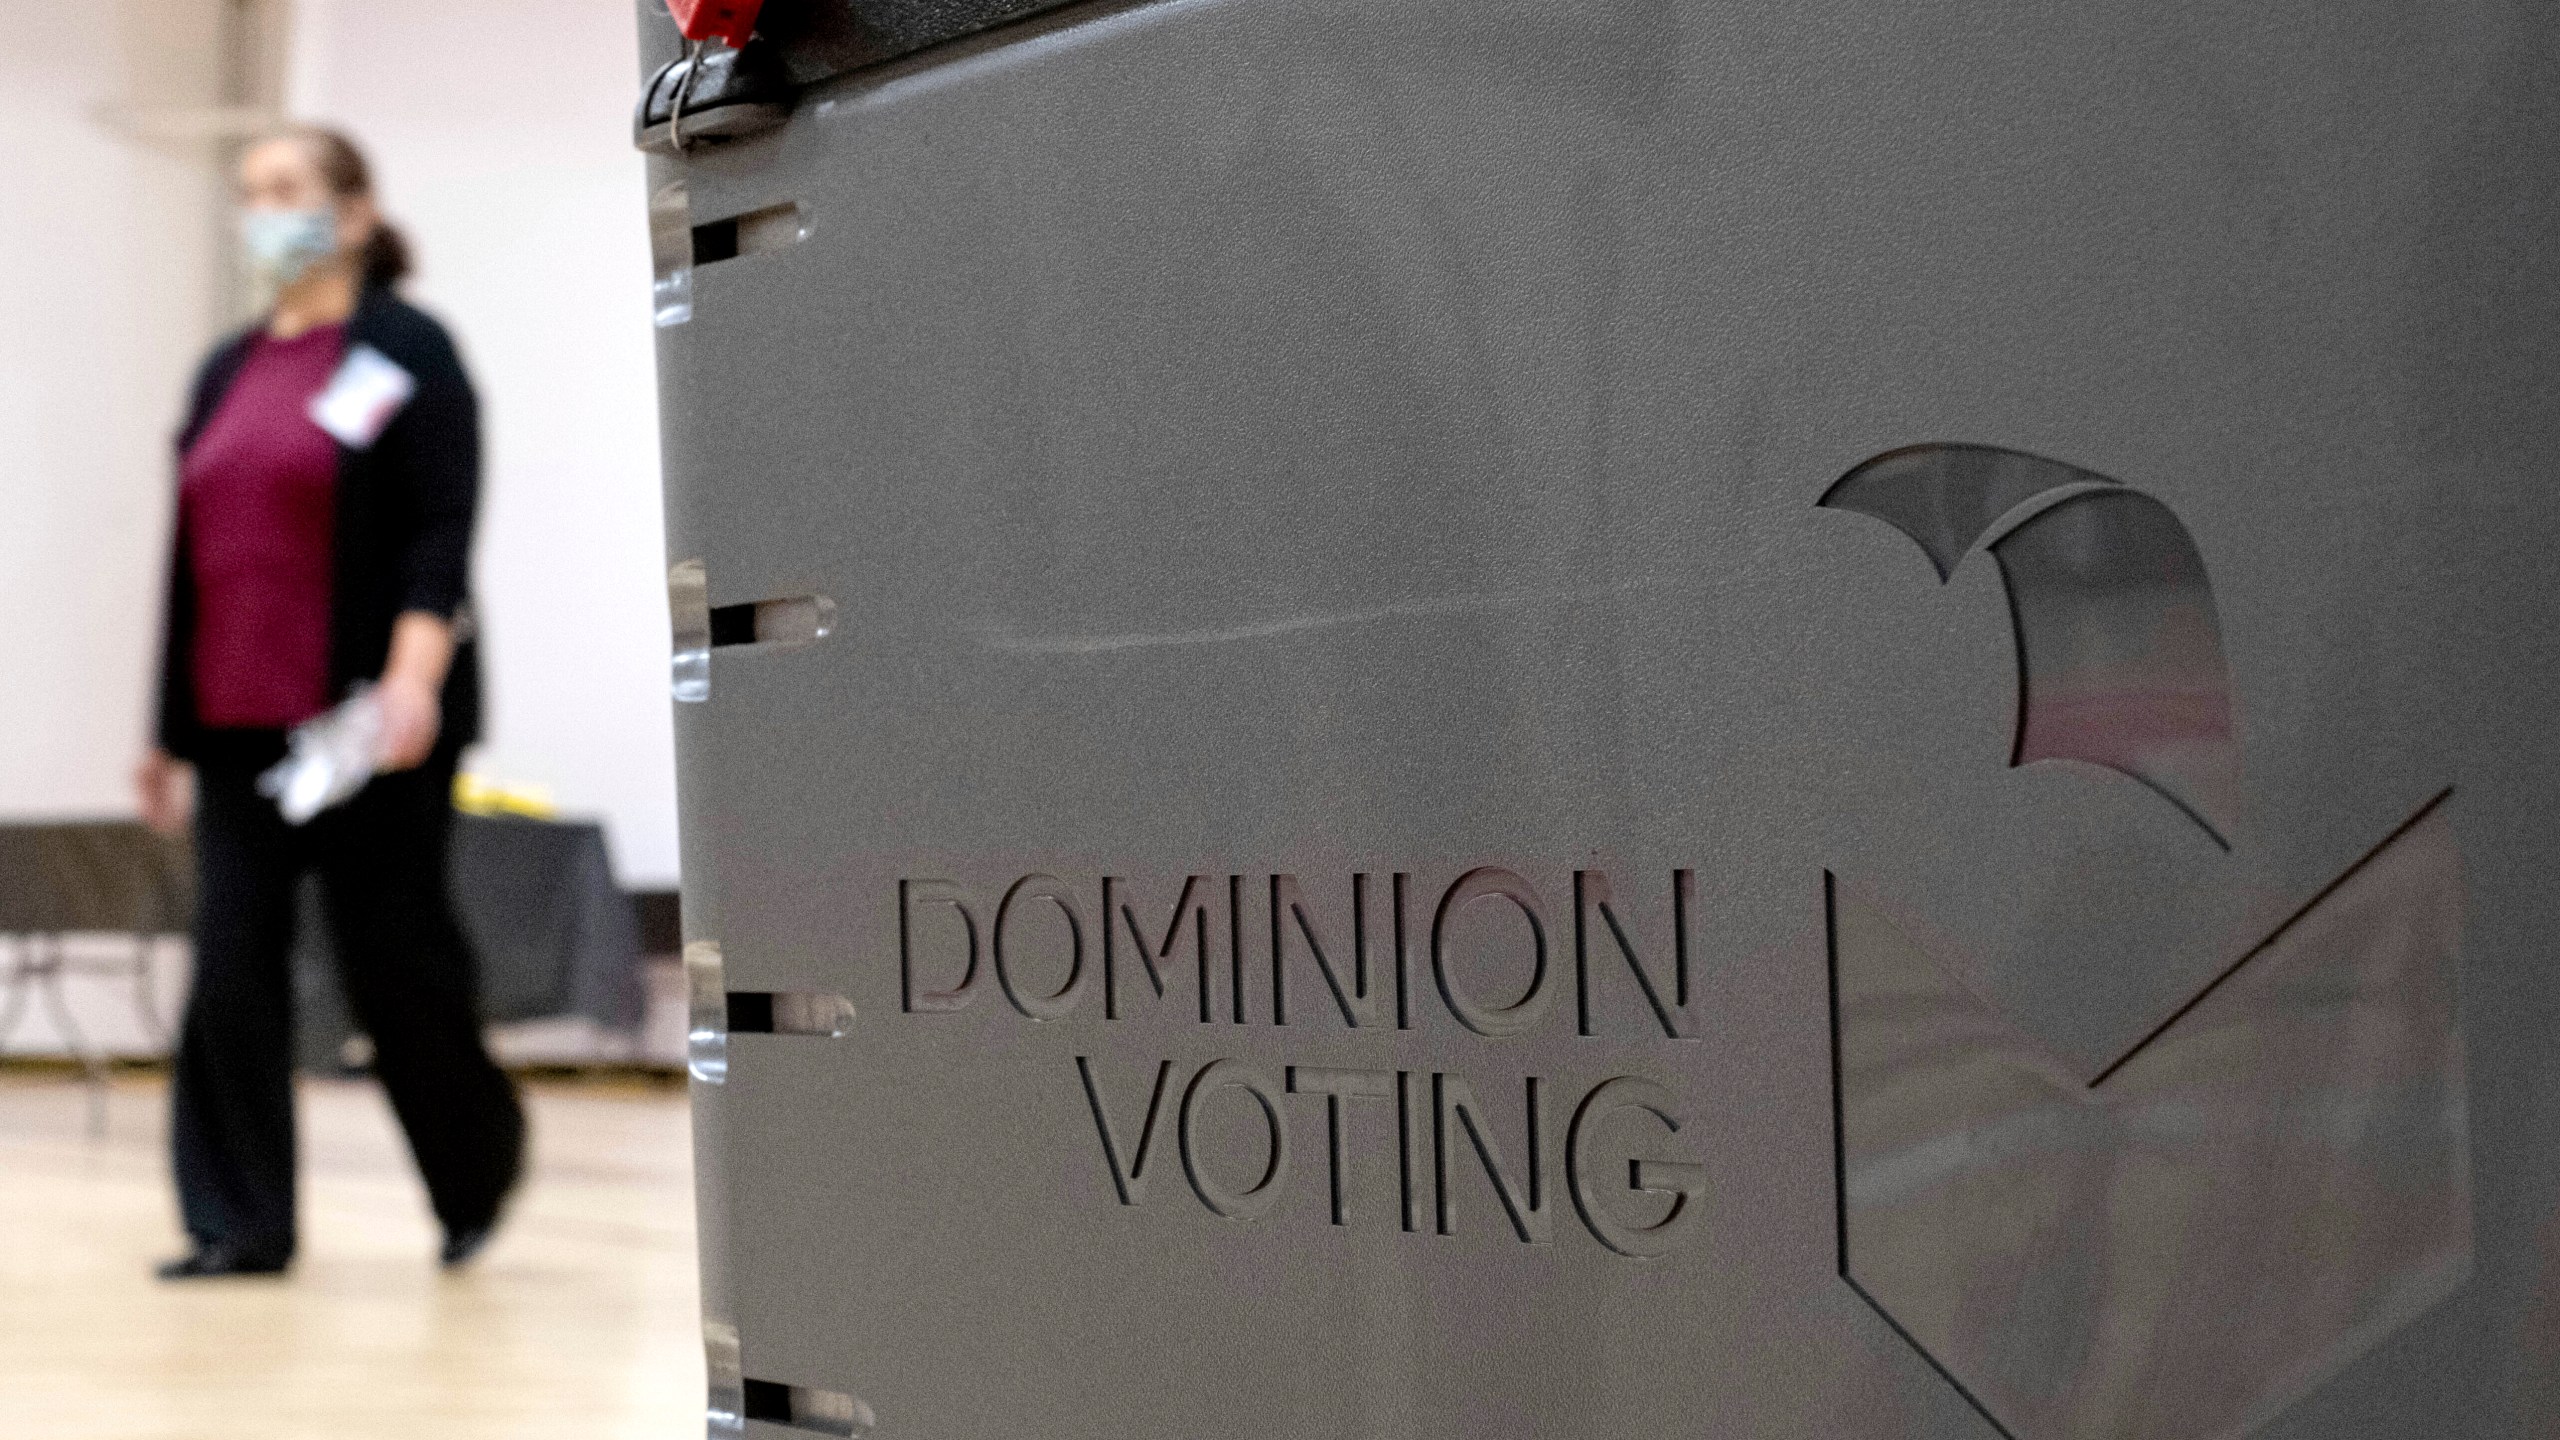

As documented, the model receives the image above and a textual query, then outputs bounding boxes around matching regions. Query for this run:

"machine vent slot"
[726,991,857,1037]
[708,595,834,649]
[741,1377,874,1435]
[692,201,807,266]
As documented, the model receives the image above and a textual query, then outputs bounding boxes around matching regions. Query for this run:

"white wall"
[0,3,228,819]
[288,0,680,885]
[0,1,679,887]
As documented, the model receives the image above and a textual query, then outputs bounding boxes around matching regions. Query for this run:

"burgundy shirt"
[179,323,345,729]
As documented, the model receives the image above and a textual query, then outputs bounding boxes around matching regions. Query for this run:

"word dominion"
[897,866,1698,1039]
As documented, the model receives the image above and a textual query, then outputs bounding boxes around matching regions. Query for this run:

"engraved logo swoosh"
[1819,447,2472,1440]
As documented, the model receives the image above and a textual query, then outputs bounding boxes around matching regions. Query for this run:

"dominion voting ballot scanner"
[637,3,2560,1436]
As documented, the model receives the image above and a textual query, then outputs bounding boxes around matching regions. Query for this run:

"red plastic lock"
[669,0,763,47]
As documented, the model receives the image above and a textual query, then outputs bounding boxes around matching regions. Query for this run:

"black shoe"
[442,1090,526,1271]
[155,1242,289,1280]
[439,1223,497,1270]
[634,38,796,154]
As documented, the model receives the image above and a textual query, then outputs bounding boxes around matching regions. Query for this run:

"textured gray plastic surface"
[645,1,2560,1435]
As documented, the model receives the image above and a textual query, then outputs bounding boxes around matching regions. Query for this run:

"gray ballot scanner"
[636,3,2560,1436]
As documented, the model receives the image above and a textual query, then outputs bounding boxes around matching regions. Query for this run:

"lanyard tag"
[309,343,416,450]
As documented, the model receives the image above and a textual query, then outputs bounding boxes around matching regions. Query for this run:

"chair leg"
[30,937,111,1138]
[0,934,34,1050]
[130,932,171,1051]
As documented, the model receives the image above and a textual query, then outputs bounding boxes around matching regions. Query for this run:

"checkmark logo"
[1819,447,2472,1440]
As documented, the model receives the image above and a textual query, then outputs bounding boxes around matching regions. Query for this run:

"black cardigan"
[155,286,483,759]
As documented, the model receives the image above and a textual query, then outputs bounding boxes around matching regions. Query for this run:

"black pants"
[174,732,524,1261]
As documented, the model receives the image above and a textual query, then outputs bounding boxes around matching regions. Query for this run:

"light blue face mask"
[239,206,337,288]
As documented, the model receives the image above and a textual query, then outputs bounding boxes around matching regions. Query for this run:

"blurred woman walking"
[136,126,523,1279]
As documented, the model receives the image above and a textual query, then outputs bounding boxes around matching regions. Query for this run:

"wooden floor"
[0,1070,701,1440]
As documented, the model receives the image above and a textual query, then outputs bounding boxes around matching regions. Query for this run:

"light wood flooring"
[0,1070,701,1439]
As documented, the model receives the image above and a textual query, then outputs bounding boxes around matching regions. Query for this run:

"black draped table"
[293,812,644,1070]
[0,814,642,1079]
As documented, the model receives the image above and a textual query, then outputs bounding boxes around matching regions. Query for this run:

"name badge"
[309,344,417,450]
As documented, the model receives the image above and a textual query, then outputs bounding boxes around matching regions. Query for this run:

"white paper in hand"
[308,344,416,449]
